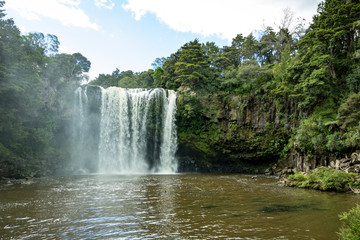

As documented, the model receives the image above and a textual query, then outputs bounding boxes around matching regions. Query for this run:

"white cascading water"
[73,86,178,174]
[158,89,178,173]
[71,87,89,173]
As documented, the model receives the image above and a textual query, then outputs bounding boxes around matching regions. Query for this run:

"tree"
[42,53,90,85]
[268,0,360,110]
[0,1,91,177]
[308,0,359,85]
[258,27,278,65]
[23,32,59,56]
[174,39,210,89]
[258,9,305,66]
[153,67,164,87]
[202,41,220,68]
[337,92,360,130]
[232,33,258,65]
[158,50,181,89]
[151,57,166,69]
[218,33,259,68]
[136,69,154,87]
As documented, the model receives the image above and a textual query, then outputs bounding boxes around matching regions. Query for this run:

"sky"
[5,0,322,80]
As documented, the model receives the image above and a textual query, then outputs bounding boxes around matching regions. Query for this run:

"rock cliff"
[175,89,297,173]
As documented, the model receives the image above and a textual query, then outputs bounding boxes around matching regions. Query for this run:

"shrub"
[287,167,359,192]
[311,167,356,191]
[288,172,307,183]
[338,204,360,240]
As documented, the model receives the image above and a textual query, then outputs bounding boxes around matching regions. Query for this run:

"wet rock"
[351,153,360,164]
[326,153,360,174]
[350,186,360,194]
[265,168,273,176]
[276,178,292,187]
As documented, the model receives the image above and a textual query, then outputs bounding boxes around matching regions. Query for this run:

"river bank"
[270,153,360,194]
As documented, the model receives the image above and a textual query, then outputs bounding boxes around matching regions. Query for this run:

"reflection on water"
[0,174,359,239]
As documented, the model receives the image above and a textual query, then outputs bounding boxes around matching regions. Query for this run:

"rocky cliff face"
[175,89,360,175]
[175,89,297,173]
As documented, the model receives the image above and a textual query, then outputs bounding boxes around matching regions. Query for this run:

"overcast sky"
[5,0,322,80]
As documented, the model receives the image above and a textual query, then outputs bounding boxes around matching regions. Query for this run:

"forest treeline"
[0,0,359,177]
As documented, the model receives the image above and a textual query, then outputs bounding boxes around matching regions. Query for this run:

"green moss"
[178,131,217,157]
[193,141,217,157]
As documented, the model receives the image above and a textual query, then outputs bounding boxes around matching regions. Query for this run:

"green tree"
[218,33,259,68]
[220,60,272,94]
[43,53,90,86]
[153,66,164,87]
[135,69,154,87]
[159,50,181,89]
[258,27,279,65]
[22,32,59,57]
[201,42,220,68]
[151,57,166,69]
[174,39,210,89]
[291,0,360,109]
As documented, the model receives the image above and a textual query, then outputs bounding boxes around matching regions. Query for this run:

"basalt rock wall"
[176,89,300,173]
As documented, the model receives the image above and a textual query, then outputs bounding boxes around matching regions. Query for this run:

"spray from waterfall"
[72,86,178,174]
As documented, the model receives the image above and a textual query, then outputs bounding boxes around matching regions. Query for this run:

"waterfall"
[158,90,178,173]
[72,86,178,174]
[71,87,89,173]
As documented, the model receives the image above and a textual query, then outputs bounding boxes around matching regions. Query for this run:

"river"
[1,174,359,239]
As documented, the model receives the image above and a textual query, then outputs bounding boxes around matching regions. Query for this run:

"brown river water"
[0,174,359,239]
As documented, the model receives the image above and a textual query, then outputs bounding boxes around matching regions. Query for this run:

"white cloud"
[6,0,99,30]
[95,0,115,10]
[122,0,321,41]
[58,0,81,6]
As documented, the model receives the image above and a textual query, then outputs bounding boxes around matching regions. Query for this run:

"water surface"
[1,174,359,239]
